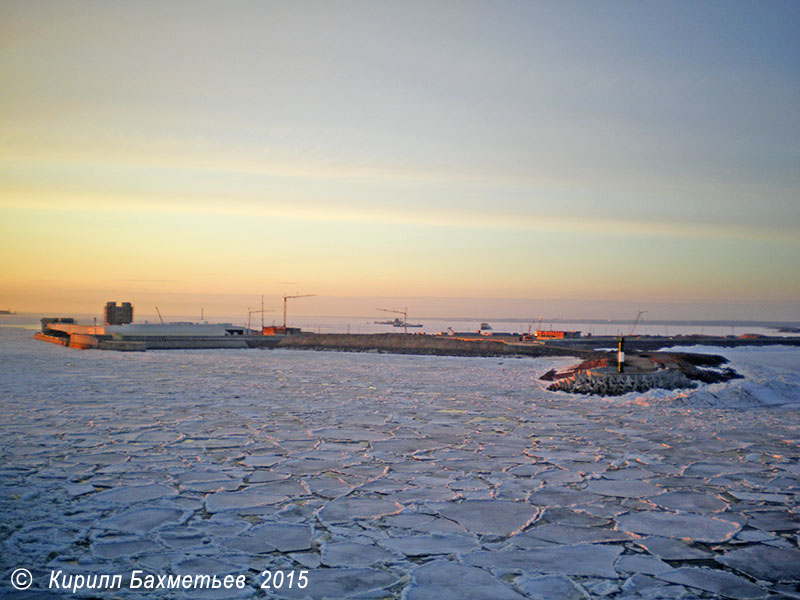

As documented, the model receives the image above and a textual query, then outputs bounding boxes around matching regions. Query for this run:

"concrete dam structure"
[35,319,283,351]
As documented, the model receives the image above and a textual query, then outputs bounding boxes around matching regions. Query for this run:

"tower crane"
[283,293,316,328]
[248,295,275,330]
[376,307,409,334]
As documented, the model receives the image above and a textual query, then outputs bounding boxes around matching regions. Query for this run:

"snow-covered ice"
[1,327,799,598]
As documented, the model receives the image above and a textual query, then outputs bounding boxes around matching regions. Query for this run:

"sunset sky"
[1,1,798,320]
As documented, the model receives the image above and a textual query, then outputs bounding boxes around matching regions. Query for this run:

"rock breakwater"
[548,369,697,395]
[542,351,741,396]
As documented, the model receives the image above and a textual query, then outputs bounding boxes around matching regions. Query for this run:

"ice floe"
[616,510,741,542]
[1,328,798,598]
[716,544,800,582]
[404,560,526,600]
[465,544,623,578]
[656,566,768,599]
[437,499,539,537]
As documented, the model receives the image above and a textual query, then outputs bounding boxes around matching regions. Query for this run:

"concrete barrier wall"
[98,340,146,352]
[33,332,69,346]
[140,337,250,349]
[69,334,99,349]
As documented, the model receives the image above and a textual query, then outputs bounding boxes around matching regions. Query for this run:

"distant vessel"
[0,308,16,315]
[375,317,422,328]
[396,320,423,328]
[480,322,492,330]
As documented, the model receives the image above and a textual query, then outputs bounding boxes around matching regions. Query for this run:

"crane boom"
[376,307,409,333]
[248,307,274,331]
[283,293,316,328]
[629,310,647,335]
[376,307,407,316]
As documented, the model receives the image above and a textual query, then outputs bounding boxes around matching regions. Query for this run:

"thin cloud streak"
[3,191,797,246]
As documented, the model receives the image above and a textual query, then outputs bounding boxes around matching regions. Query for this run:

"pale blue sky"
[1,1,798,318]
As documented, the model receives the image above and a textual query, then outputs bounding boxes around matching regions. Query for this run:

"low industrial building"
[535,330,581,339]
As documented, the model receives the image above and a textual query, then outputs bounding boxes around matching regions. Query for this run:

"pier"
[35,320,283,351]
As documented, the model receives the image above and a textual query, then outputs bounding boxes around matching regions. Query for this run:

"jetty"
[35,318,283,351]
[274,332,582,358]
[33,302,800,377]
[35,319,800,356]
[32,304,800,396]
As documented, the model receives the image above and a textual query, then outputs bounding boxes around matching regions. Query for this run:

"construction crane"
[629,310,647,335]
[283,293,316,328]
[248,295,275,331]
[155,306,164,325]
[377,307,409,334]
[248,307,275,331]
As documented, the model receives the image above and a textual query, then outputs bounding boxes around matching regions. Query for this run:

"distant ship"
[396,320,423,328]
[375,317,423,328]
[0,308,15,315]
[480,322,492,330]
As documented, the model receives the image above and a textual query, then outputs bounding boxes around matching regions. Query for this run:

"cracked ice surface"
[1,327,799,598]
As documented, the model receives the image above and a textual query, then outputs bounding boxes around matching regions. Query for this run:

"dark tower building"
[104,301,133,325]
